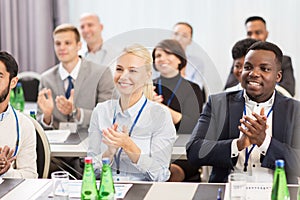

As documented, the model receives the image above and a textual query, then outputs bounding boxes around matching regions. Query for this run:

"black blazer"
[224,55,295,96]
[186,90,300,183]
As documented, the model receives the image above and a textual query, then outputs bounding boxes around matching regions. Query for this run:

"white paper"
[0,177,3,185]
[48,180,133,199]
[59,122,77,133]
[45,130,71,143]
[224,182,272,200]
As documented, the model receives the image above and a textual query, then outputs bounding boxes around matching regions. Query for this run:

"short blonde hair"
[120,44,153,100]
[53,24,81,42]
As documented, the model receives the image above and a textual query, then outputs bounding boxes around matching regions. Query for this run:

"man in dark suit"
[225,16,295,97]
[187,41,300,183]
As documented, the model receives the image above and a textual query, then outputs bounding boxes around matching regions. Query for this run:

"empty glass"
[51,171,69,199]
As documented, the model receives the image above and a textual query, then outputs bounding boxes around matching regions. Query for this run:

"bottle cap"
[275,159,284,168]
[30,110,35,115]
[17,82,22,87]
[102,157,110,165]
[84,157,93,164]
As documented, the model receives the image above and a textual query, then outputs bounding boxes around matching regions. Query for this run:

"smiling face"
[79,15,103,45]
[241,49,282,102]
[114,53,150,98]
[0,61,18,104]
[154,48,181,78]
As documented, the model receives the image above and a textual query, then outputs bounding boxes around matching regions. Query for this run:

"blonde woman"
[88,44,176,181]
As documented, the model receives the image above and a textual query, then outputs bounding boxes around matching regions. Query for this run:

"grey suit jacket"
[187,90,300,183]
[38,58,116,129]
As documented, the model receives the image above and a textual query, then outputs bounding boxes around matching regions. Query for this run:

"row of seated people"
[36,23,204,181]
[0,24,203,181]
[0,14,298,184]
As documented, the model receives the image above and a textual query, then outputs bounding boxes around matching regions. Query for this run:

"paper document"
[224,182,272,200]
[45,130,71,143]
[49,180,133,199]
[0,178,3,185]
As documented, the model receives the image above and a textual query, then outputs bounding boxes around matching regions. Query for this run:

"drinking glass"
[51,171,69,199]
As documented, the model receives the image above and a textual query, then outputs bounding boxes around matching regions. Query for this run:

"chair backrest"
[275,84,293,98]
[17,71,41,102]
[26,114,51,178]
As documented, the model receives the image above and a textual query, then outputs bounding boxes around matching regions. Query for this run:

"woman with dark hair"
[152,39,203,182]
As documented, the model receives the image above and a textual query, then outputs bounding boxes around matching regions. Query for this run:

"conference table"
[0,179,224,200]
[1,178,299,200]
[50,130,190,160]
[23,101,190,159]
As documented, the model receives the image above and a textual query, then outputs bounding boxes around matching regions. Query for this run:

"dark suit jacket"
[38,58,116,129]
[186,90,300,183]
[224,55,295,96]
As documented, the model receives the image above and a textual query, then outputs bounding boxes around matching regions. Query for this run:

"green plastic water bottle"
[14,82,25,112]
[9,89,15,108]
[98,158,115,200]
[271,159,290,200]
[81,157,98,200]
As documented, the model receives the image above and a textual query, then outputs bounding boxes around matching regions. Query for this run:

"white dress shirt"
[231,90,275,182]
[58,59,81,90]
[88,95,176,181]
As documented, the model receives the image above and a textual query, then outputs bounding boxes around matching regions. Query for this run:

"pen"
[217,187,222,200]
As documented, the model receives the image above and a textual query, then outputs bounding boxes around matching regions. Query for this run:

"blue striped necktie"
[65,76,73,99]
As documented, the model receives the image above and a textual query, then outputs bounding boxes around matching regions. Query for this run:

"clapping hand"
[37,88,54,124]
[238,108,268,147]
[152,86,163,103]
[0,146,16,175]
[102,124,130,150]
[102,123,141,163]
[55,89,75,115]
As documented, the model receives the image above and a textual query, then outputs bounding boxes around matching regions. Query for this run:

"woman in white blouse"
[88,44,176,181]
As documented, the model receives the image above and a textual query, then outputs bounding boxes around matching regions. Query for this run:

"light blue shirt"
[80,43,121,73]
[184,53,205,89]
[88,95,176,181]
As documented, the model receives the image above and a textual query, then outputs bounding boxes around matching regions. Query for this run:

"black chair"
[26,114,51,178]
[17,71,41,102]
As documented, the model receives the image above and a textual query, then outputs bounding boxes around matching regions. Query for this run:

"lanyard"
[243,104,273,172]
[0,106,19,157]
[158,77,182,106]
[11,106,20,157]
[113,98,147,174]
